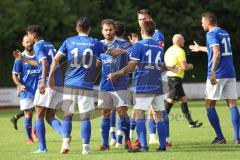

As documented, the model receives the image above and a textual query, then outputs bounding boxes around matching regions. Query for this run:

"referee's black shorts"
[167,76,185,100]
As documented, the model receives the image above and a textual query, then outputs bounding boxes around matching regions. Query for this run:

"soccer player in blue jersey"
[189,12,239,144]
[27,25,63,153]
[48,17,107,155]
[97,19,132,150]
[128,8,166,145]
[108,20,168,152]
[106,20,132,147]
[12,35,39,144]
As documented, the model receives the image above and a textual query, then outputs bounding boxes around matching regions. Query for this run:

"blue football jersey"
[206,27,236,79]
[130,38,164,94]
[58,35,106,89]
[33,40,62,86]
[99,37,132,91]
[12,52,39,100]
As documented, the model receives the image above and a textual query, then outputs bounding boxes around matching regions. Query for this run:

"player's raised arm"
[189,41,208,53]
[106,49,125,56]
[13,50,38,67]
[107,59,138,82]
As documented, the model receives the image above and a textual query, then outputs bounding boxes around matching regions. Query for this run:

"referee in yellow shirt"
[164,34,202,146]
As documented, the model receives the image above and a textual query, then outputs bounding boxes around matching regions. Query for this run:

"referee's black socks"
[14,111,24,120]
[180,103,194,125]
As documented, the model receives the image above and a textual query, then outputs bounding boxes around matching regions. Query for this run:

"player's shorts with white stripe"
[62,88,95,114]
[205,78,238,100]
[98,90,131,109]
[34,87,63,109]
[133,94,165,111]
[20,99,34,110]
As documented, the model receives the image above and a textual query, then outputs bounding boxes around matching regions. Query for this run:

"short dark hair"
[101,19,115,29]
[76,17,91,33]
[114,21,125,37]
[202,12,217,25]
[26,25,43,37]
[141,20,155,36]
[137,9,152,18]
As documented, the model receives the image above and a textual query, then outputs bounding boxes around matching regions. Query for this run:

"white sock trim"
[117,130,124,136]
[110,127,116,132]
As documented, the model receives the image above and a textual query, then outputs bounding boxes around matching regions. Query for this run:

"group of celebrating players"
[11,8,240,155]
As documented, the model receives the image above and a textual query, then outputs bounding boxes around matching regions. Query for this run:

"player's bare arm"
[210,45,221,85]
[12,50,37,66]
[12,73,25,92]
[39,58,48,94]
[107,59,138,81]
[189,41,208,53]
[106,49,126,56]
[48,53,63,89]
[94,60,102,83]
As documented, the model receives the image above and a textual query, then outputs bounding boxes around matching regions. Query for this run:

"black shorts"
[167,76,185,100]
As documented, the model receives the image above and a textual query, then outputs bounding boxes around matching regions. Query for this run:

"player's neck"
[142,34,151,39]
[105,36,115,44]
[78,32,88,36]
[208,25,218,31]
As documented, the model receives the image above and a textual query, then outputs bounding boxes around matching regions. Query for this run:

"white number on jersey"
[144,49,162,70]
[48,49,55,60]
[221,37,232,56]
[70,48,93,68]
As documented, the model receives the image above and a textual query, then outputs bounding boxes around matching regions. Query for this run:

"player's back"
[131,38,164,94]
[59,35,105,89]
[207,28,236,79]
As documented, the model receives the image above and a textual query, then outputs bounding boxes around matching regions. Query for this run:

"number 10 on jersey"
[70,48,94,68]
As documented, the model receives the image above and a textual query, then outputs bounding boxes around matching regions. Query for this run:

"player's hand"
[189,63,194,70]
[107,72,119,82]
[108,49,126,56]
[18,84,26,92]
[16,89,20,97]
[189,41,201,52]
[12,50,22,60]
[210,71,217,85]
[39,82,46,94]
[128,33,139,45]
[48,77,55,89]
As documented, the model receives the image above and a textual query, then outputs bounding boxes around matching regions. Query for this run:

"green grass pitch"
[1,100,240,160]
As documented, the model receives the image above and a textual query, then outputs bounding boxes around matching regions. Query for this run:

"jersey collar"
[78,34,88,36]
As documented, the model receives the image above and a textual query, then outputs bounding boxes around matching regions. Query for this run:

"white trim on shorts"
[134,93,165,111]
[20,99,34,111]
[98,90,131,109]
[62,88,94,114]
[34,87,62,109]
[205,78,238,100]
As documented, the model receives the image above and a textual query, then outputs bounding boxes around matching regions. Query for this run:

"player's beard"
[26,45,33,52]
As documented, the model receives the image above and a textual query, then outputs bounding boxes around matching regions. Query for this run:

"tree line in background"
[0,0,240,86]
